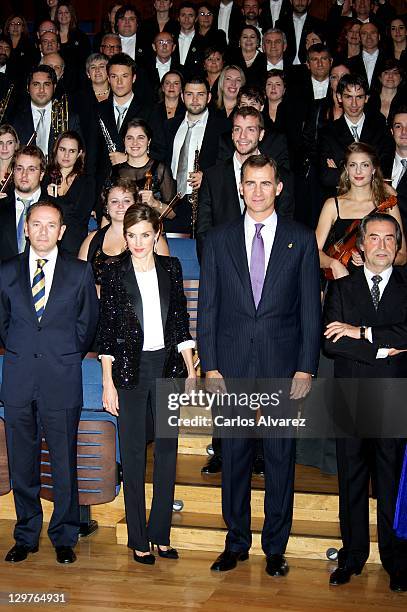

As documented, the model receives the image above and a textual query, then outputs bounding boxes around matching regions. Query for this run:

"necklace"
[95,88,110,97]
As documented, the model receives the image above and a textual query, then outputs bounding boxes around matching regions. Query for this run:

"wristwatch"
[360,326,366,340]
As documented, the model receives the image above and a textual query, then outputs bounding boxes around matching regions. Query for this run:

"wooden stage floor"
[0,521,405,611]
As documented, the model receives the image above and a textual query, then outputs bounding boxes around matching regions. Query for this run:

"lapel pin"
[288,243,293,249]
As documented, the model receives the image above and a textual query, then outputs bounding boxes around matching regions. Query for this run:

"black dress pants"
[117,349,178,551]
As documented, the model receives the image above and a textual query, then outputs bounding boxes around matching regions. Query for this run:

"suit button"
[34,353,43,358]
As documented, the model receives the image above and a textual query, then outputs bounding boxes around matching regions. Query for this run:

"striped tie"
[32,259,48,319]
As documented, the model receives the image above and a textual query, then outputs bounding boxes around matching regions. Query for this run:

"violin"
[324,195,397,280]
[143,170,153,191]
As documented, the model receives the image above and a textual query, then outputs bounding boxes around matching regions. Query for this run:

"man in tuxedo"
[261,0,292,31]
[241,0,266,42]
[262,28,287,71]
[0,200,98,564]
[161,76,227,234]
[318,73,394,196]
[145,31,180,100]
[173,3,203,79]
[391,107,407,231]
[100,34,122,58]
[216,0,243,46]
[8,65,82,159]
[347,22,388,92]
[276,0,325,65]
[328,0,395,40]
[115,4,145,63]
[323,213,407,592]
[198,154,321,575]
[0,145,50,262]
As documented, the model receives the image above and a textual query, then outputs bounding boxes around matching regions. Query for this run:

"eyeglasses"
[199,11,213,17]
[101,44,121,50]
[9,21,23,27]
[156,39,173,46]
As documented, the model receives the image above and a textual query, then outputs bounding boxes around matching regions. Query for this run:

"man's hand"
[205,370,227,394]
[188,171,203,190]
[324,321,361,342]
[109,151,127,165]
[330,259,350,279]
[327,158,337,168]
[290,372,312,400]
[351,249,364,267]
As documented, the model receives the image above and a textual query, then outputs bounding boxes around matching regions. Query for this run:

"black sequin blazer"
[97,252,192,389]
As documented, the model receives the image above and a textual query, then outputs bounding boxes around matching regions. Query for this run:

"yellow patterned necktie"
[32,259,48,319]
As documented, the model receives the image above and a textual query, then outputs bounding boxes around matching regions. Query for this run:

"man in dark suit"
[172,3,204,79]
[216,0,243,47]
[197,154,321,575]
[323,213,407,592]
[276,0,326,65]
[144,31,180,101]
[0,145,50,262]
[8,65,82,158]
[328,0,395,40]
[115,4,145,63]
[261,0,291,31]
[0,200,98,564]
[318,73,394,196]
[158,76,228,234]
[391,107,407,231]
[347,22,388,93]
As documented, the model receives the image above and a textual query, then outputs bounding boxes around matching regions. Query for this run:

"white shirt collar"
[15,185,42,203]
[179,30,195,39]
[345,113,365,132]
[364,264,392,286]
[0,64,6,73]
[362,48,379,60]
[184,107,209,126]
[114,91,134,109]
[245,209,277,230]
[156,56,171,66]
[293,12,307,22]
[31,100,52,113]
[29,244,58,265]
[119,32,137,42]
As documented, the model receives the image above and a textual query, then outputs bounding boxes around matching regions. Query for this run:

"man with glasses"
[100,34,122,59]
[145,31,180,97]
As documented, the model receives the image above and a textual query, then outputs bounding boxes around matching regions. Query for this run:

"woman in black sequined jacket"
[98,203,195,564]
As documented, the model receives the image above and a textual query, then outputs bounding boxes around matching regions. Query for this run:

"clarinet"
[98,117,117,152]
[190,147,200,239]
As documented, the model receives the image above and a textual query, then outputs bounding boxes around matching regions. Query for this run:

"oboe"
[190,147,200,239]
[98,117,116,152]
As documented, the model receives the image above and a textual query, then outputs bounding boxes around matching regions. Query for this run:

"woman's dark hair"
[239,24,261,47]
[125,118,153,142]
[101,177,138,218]
[123,202,161,236]
[203,45,224,62]
[47,130,85,181]
[379,58,404,87]
[265,69,286,88]
[56,2,78,31]
[4,15,30,39]
[387,15,407,49]
[114,4,141,31]
[102,2,125,34]
[159,70,184,102]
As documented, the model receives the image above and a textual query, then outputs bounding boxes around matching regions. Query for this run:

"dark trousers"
[5,398,81,548]
[221,436,296,555]
[336,437,407,573]
[117,349,178,552]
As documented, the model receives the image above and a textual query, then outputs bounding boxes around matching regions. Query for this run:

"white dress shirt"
[218,1,233,42]
[29,245,59,309]
[233,153,244,212]
[267,58,284,71]
[293,12,307,65]
[363,264,393,357]
[344,113,365,140]
[178,30,194,65]
[120,33,137,59]
[311,77,329,100]
[171,109,209,195]
[156,57,172,81]
[113,92,134,128]
[15,186,42,253]
[244,210,277,273]
[362,49,379,86]
[31,101,52,155]
[391,153,407,189]
[269,0,283,25]
[0,64,6,74]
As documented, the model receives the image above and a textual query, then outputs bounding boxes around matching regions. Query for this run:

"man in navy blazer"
[0,201,99,564]
[197,154,321,575]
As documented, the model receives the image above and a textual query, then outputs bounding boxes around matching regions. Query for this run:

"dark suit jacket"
[396,165,407,234]
[318,112,395,191]
[9,98,83,156]
[0,250,99,407]
[172,33,204,79]
[97,253,191,389]
[216,1,243,48]
[346,50,389,94]
[143,55,181,102]
[0,188,53,262]
[261,0,291,30]
[276,12,326,65]
[197,215,322,378]
[324,267,407,378]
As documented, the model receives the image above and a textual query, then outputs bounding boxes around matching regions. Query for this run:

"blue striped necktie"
[32,259,48,319]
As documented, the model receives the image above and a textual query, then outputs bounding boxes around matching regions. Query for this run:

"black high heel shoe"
[151,543,179,559]
[133,549,155,565]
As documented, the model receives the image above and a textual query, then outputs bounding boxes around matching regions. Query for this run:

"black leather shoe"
[151,544,179,559]
[5,544,39,563]
[329,566,361,586]
[201,455,222,474]
[265,554,289,576]
[133,550,155,565]
[211,549,249,572]
[252,457,265,477]
[390,570,407,592]
[55,546,76,564]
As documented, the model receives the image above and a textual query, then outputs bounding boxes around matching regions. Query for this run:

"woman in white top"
[98,203,195,564]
